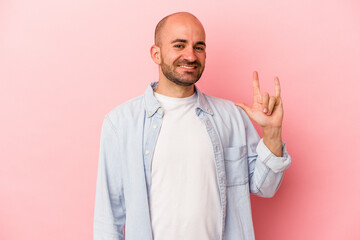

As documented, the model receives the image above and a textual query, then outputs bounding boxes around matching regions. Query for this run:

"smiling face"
[152,13,206,87]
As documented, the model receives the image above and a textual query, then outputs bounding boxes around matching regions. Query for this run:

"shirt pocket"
[224,146,249,186]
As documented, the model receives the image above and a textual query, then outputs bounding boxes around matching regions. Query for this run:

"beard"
[160,58,205,87]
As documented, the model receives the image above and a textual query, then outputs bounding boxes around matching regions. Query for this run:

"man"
[94,12,291,240]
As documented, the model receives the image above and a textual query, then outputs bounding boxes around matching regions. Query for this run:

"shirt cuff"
[256,138,291,173]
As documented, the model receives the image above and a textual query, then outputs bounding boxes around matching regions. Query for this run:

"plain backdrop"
[1,0,360,239]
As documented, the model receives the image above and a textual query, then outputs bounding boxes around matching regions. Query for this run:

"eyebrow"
[170,39,206,47]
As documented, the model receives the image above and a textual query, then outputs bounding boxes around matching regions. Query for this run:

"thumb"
[235,102,251,114]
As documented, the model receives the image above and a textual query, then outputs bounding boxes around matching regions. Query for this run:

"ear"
[150,45,161,64]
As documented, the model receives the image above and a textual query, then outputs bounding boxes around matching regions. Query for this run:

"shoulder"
[105,95,145,126]
[204,94,246,115]
[203,93,251,126]
[205,94,235,107]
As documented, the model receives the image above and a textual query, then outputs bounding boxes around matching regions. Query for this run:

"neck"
[155,78,195,98]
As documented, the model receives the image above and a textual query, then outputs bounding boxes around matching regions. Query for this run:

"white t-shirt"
[149,92,221,240]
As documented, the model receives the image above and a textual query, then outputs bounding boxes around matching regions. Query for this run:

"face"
[157,15,206,86]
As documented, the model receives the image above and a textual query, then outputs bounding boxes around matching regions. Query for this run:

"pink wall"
[1,0,359,239]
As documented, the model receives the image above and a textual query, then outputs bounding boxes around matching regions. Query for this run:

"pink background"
[1,0,360,239]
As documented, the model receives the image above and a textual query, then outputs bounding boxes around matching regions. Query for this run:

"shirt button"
[158,107,162,112]
[221,178,225,184]
[145,150,150,155]
[153,124,157,129]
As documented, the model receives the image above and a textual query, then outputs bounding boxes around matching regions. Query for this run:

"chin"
[179,79,200,86]
[169,77,199,87]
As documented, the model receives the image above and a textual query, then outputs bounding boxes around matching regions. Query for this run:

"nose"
[183,47,197,62]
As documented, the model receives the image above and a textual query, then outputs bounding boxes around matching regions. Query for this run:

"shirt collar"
[144,82,214,118]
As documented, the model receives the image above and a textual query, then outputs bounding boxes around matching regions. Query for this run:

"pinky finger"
[274,77,281,98]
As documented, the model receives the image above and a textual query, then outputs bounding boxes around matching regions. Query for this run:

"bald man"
[94,12,291,240]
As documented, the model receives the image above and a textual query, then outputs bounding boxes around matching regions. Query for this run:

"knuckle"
[262,92,270,98]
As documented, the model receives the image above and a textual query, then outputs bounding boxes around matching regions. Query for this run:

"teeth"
[180,65,196,69]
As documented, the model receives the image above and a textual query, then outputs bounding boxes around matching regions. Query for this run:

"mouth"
[178,65,197,70]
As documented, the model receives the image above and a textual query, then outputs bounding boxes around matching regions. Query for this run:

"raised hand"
[235,71,283,129]
[235,71,283,156]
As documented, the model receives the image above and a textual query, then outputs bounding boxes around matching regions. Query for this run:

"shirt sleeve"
[256,138,291,173]
[94,116,125,240]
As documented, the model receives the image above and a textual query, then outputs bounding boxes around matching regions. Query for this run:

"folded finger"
[267,96,276,115]
[262,92,270,113]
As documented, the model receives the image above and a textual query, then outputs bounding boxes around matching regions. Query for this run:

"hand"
[235,71,283,129]
[235,71,284,156]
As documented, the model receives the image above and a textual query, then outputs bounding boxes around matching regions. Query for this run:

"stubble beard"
[160,59,204,87]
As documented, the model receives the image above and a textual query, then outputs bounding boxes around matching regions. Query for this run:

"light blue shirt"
[94,82,291,240]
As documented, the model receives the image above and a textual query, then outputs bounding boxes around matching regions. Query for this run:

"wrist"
[262,127,282,157]
[263,126,282,140]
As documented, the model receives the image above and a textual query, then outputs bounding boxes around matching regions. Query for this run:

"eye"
[174,44,184,49]
[195,46,205,51]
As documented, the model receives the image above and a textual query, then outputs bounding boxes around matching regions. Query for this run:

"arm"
[236,71,291,197]
[239,108,291,197]
[94,116,125,240]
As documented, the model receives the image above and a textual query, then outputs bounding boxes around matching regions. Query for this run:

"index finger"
[252,71,261,96]
[274,76,281,98]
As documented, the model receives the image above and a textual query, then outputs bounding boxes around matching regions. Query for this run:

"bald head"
[154,12,205,46]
